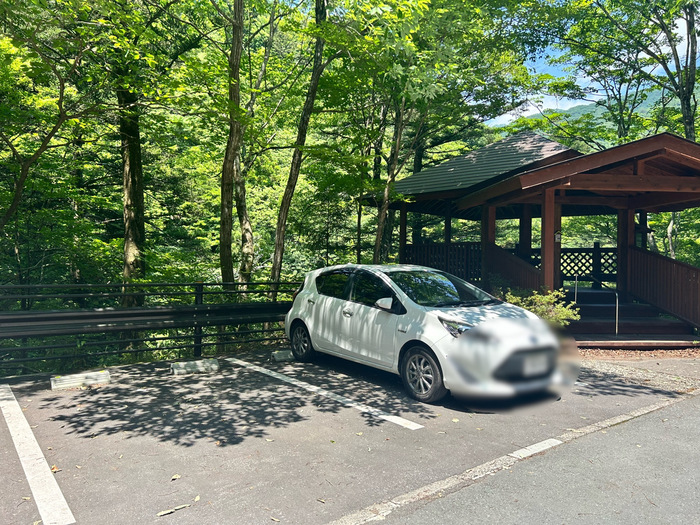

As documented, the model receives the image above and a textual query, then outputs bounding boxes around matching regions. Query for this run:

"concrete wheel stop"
[271,350,295,362]
[51,370,111,390]
[170,358,220,375]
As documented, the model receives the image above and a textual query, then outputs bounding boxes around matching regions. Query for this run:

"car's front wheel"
[290,323,315,362]
[400,346,447,403]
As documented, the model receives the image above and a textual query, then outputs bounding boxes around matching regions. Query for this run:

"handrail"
[590,275,619,336]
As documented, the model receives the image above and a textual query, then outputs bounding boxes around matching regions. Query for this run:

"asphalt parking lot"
[2,349,698,525]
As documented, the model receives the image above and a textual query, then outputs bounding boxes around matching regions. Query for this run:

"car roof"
[309,263,437,274]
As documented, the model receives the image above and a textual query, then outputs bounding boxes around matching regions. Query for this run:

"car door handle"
[307,299,315,305]
[342,309,353,317]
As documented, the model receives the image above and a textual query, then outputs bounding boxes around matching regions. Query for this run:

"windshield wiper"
[433,299,502,308]
[433,300,482,307]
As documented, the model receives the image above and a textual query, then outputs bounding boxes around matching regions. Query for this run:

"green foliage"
[493,285,580,327]
[0,0,698,292]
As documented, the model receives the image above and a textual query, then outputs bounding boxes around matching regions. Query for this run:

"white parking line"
[0,384,76,525]
[509,438,563,459]
[225,358,424,430]
[329,394,690,524]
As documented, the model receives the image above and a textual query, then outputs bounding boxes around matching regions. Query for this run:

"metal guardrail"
[0,281,299,377]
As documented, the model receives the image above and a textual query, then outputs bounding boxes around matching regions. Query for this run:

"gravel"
[579,348,700,360]
[578,348,700,395]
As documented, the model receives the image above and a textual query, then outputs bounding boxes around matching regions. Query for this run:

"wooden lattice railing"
[403,242,616,286]
[515,243,616,283]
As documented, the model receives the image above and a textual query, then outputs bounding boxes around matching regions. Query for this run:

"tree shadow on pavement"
[20,351,435,448]
[572,366,682,398]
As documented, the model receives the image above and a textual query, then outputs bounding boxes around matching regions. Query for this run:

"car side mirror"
[375,297,394,311]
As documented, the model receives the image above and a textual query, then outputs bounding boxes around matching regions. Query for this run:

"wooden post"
[444,208,452,244]
[541,189,556,290]
[554,200,562,289]
[399,203,407,263]
[617,209,635,300]
[518,204,532,261]
[480,205,496,286]
[592,241,602,289]
[638,211,648,249]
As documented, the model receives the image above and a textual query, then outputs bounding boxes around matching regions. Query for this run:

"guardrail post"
[194,281,203,357]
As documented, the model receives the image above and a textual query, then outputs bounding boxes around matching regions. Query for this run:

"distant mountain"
[542,89,664,120]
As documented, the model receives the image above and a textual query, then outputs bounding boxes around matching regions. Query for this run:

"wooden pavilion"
[391,132,700,342]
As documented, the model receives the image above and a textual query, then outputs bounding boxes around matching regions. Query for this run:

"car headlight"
[439,317,472,338]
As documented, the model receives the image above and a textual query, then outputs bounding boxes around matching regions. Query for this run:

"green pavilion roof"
[394,131,577,197]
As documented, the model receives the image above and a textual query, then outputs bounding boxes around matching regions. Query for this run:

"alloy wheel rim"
[407,354,434,394]
[293,327,309,354]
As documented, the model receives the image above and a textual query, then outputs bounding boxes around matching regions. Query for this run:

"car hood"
[423,301,537,327]
[424,302,556,348]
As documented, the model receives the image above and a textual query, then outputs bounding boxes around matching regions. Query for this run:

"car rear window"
[315,271,351,299]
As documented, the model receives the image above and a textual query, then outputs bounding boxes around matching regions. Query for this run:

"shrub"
[494,287,581,328]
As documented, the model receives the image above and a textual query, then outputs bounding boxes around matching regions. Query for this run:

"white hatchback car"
[285,264,563,403]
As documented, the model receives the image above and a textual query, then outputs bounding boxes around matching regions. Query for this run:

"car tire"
[290,323,315,362]
[400,346,447,403]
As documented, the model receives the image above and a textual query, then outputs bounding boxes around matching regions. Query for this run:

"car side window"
[315,270,351,299]
[351,272,394,307]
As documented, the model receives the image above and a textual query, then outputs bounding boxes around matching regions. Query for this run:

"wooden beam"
[519,148,667,189]
[564,174,700,192]
[663,148,700,172]
[456,177,522,209]
[647,199,700,213]
[542,194,629,208]
[629,192,700,210]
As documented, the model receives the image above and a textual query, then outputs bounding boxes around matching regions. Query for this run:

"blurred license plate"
[523,353,549,376]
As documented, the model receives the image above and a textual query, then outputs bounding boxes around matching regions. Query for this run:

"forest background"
[2,0,699,292]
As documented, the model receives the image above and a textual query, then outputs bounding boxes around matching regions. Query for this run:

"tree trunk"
[220,0,253,287]
[269,0,328,292]
[680,2,697,141]
[380,209,396,262]
[373,102,404,263]
[118,87,146,307]
[666,212,677,259]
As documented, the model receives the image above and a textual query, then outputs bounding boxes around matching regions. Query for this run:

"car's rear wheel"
[401,346,447,403]
[290,323,315,362]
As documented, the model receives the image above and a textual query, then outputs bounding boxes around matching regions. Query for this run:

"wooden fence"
[403,242,482,282]
[485,244,544,291]
[629,247,700,328]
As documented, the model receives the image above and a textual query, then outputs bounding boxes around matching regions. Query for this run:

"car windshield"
[385,270,496,307]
